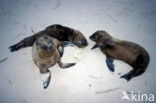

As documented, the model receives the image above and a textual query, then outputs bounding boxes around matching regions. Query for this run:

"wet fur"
[90,30,150,81]
[9,24,88,52]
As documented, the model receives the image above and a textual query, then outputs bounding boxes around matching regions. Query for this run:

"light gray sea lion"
[9,24,88,52]
[32,35,76,88]
[90,30,150,81]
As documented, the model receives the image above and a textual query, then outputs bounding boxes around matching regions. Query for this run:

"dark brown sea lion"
[32,35,76,89]
[90,30,150,81]
[9,24,88,52]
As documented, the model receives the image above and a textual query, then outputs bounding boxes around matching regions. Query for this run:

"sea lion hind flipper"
[9,35,36,52]
[62,41,74,47]
[120,73,131,81]
[121,53,149,81]
[43,72,51,89]
[58,59,76,68]
[9,42,24,52]
[120,69,137,81]
[106,58,115,72]
[120,68,145,81]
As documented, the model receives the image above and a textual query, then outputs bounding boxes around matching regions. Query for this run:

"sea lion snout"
[82,39,88,46]
[91,40,104,50]
[74,38,88,48]
[40,44,54,52]
[80,39,88,47]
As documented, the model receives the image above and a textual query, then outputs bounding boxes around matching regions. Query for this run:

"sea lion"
[32,35,76,89]
[9,24,88,52]
[90,30,150,81]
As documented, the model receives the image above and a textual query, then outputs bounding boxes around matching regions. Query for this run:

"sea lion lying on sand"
[90,30,150,81]
[32,35,76,88]
[9,24,88,52]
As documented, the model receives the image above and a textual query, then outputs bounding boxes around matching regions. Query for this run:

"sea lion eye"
[94,34,98,39]
[77,41,81,46]
[41,45,48,50]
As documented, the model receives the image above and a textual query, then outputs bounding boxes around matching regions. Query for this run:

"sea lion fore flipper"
[57,42,74,57]
[39,66,51,89]
[106,58,115,72]
[57,44,64,57]
[43,71,51,89]
[58,59,76,68]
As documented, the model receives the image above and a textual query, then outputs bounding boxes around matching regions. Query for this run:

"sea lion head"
[89,30,112,42]
[71,31,88,48]
[36,35,56,53]
[90,30,113,50]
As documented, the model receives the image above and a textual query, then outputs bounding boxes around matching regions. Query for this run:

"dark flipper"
[43,72,51,89]
[106,58,115,72]
[121,53,149,81]
[120,69,145,81]
[62,41,74,47]
[9,43,23,52]
[9,35,37,52]
[57,42,74,58]
[120,71,132,81]
[58,59,76,68]
[57,44,64,57]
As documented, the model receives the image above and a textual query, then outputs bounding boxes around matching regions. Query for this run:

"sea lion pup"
[89,30,150,81]
[9,24,88,52]
[32,35,76,89]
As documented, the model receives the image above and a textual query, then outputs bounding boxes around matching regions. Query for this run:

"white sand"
[0,0,156,103]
